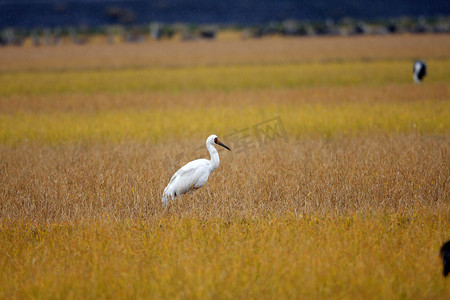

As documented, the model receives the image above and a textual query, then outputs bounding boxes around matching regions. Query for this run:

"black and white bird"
[413,60,426,83]
[440,241,450,278]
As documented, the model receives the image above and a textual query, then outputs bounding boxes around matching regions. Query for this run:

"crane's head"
[207,135,231,151]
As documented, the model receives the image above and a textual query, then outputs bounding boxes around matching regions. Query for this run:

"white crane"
[162,135,231,206]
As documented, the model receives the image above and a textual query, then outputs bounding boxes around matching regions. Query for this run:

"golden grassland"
[1,34,450,72]
[1,215,448,299]
[1,137,449,298]
[0,35,449,299]
[1,135,448,221]
[0,90,448,145]
[1,59,450,96]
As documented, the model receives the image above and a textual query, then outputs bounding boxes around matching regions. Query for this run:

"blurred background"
[1,0,449,45]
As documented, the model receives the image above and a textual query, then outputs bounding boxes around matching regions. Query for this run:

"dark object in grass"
[440,241,450,277]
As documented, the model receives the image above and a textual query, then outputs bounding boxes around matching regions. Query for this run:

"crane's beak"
[217,140,231,151]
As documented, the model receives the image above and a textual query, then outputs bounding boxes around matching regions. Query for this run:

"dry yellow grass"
[0,136,449,299]
[0,83,448,145]
[1,215,448,299]
[0,135,448,222]
[1,60,449,97]
[1,34,449,71]
[0,34,449,299]
[1,84,448,113]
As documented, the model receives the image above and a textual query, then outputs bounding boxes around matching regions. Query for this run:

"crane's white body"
[162,135,229,206]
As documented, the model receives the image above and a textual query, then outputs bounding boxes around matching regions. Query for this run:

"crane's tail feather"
[162,186,175,206]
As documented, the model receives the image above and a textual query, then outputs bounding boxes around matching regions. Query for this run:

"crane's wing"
[163,164,198,203]
[167,159,209,185]
[163,158,210,205]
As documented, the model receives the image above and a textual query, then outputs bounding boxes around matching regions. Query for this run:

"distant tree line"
[1,16,449,46]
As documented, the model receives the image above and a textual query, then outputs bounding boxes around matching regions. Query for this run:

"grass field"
[0,35,449,299]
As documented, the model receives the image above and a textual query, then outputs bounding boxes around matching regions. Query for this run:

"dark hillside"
[0,0,449,28]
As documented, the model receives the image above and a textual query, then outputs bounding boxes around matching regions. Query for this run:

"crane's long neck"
[207,143,220,172]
